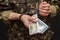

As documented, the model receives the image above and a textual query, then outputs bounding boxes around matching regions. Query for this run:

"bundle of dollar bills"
[29,14,49,35]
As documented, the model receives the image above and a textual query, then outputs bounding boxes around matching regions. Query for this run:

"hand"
[20,15,37,28]
[8,12,37,28]
[39,1,51,17]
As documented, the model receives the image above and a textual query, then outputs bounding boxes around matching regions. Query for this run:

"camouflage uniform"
[0,0,59,40]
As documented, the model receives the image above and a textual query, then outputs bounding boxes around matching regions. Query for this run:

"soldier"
[0,0,59,40]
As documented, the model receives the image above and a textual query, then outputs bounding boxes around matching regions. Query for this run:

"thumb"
[29,17,37,23]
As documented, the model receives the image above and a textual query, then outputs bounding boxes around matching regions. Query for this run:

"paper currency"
[37,18,49,34]
[29,14,49,35]
[29,14,38,35]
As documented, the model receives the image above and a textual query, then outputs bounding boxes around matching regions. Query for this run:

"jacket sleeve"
[0,10,12,25]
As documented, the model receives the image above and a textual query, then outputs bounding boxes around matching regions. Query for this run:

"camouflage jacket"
[0,0,59,40]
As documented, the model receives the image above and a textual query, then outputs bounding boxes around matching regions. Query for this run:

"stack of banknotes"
[29,14,49,35]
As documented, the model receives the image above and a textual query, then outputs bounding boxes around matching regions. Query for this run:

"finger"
[39,4,50,9]
[39,1,49,7]
[39,11,49,16]
[42,1,47,5]
[31,18,37,22]
[40,11,49,14]
[39,9,49,13]
[39,2,45,8]
[29,17,37,23]
[39,6,51,13]
[39,7,50,11]
[42,4,50,7]
[40,1,47,5]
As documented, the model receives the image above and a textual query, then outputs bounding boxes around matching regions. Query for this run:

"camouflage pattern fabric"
[7,20,54,40]
[0,0,58,40]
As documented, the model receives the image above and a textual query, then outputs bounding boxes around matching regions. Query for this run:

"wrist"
[19,14,25,21]
[8,12,21,20]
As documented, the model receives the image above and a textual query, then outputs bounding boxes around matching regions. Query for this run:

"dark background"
[50,11,60,40]
[0,20,8,40]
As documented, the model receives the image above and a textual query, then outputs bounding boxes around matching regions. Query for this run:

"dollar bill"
[29,14,49,35]
[37,18,49,34]
[29,14,38,35]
